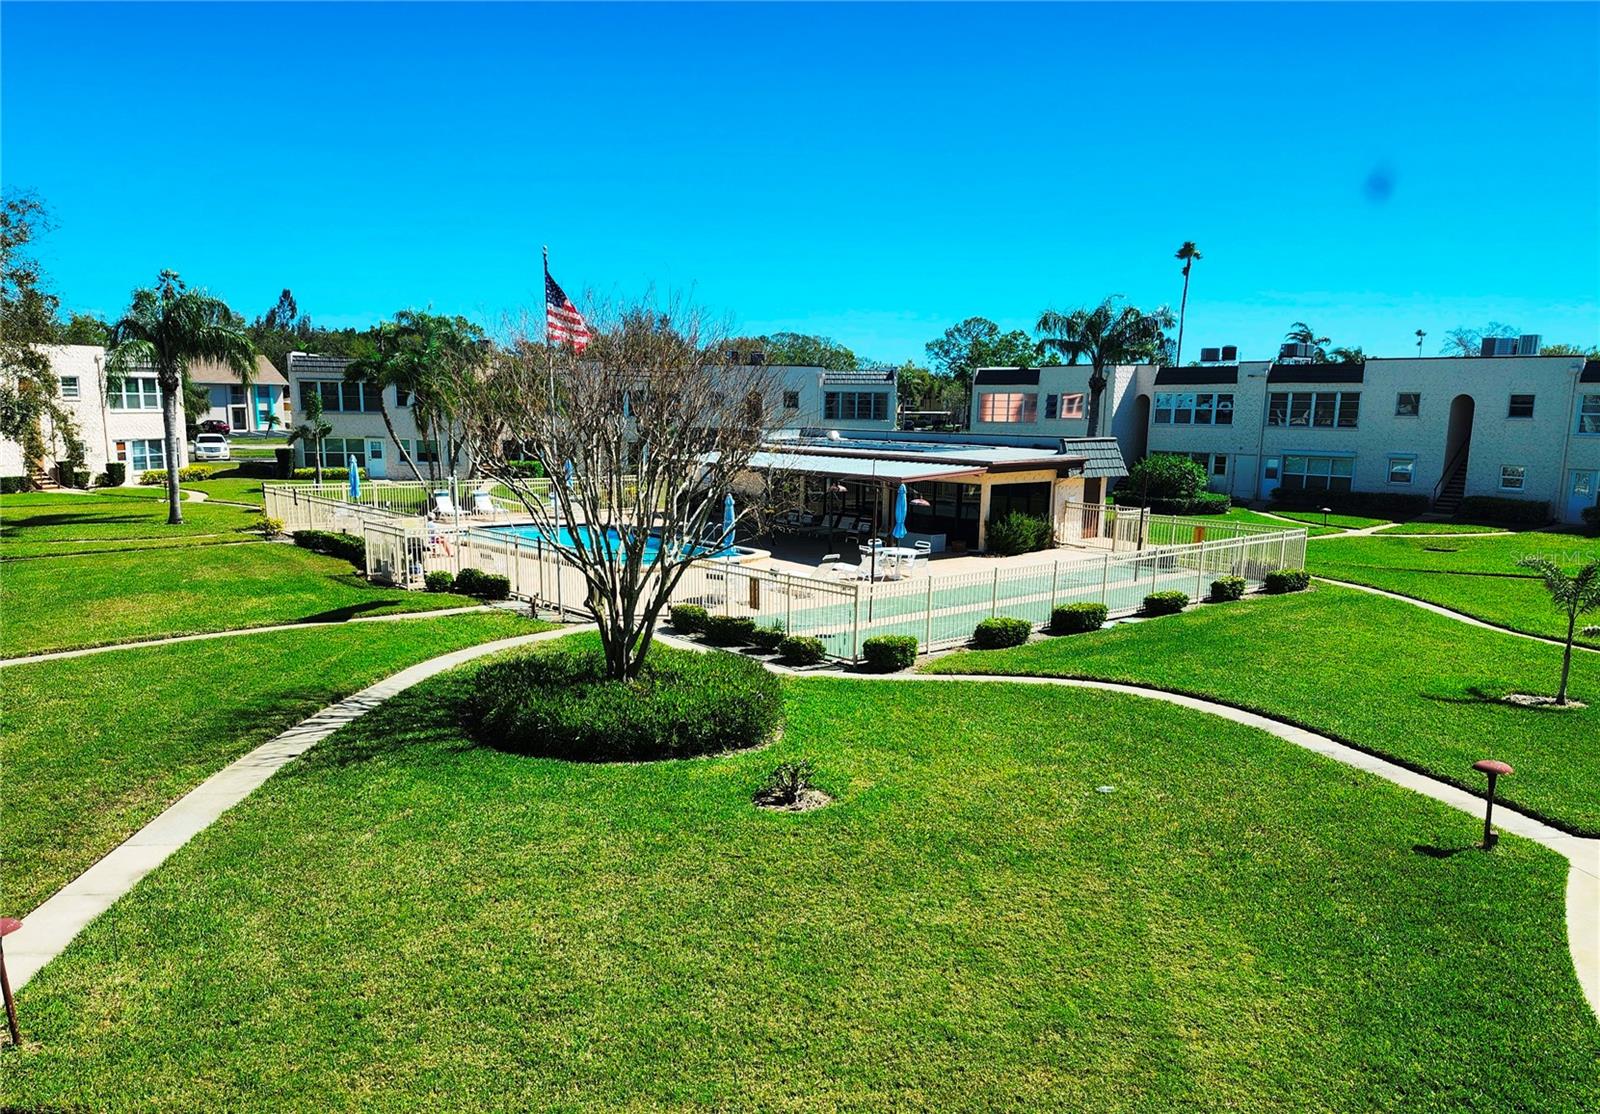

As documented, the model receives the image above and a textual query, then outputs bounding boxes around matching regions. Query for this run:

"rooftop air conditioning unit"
[1518,334,1542,355]
[1199,346,1221,363]
[1220,344,1238,361]
[1279,342,1315,363]
[1480,337,1520,357]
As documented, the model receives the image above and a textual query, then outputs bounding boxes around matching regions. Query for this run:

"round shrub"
[669,604,709,634]
[986,511,1052,556]
[1264,568,1311,594]
[425,570,456,593]
[1209,576,1246,602]
[465,641,782,762]
[1122,454,1206,505]
[1050,602,1107,635]
[748,623,786,653]
[1582,505,1600,535]
[452,567,511,600]
[702,615,757,646]
[453,567,485,595]
[1142,590,1189,616]
[861,634,918,672]
[778,635,827,666]
[973,616,1032,649]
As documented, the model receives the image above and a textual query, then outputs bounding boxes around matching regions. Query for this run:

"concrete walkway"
[1313,576,1600,654]
[655,632,1600,1019]
[7,624,588,991]
[0,605,500,668]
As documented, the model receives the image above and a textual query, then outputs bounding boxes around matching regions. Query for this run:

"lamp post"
[1473,759,1513,849]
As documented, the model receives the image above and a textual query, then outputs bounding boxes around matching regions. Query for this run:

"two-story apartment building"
[767,366,898,432]
[970,350,1600,524]
[0,345,186,486]
[191,356,292,434]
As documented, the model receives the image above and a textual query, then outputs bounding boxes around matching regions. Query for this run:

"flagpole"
[543,244,564,620]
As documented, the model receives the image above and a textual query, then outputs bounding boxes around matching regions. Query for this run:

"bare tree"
[459,296,785,681]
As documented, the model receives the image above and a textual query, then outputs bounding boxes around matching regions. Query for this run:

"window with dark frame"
[1508,394,1535,419]
[1395,392,1420,417]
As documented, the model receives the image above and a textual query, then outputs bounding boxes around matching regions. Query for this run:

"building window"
[1178,451,1228,477]
[1263,457,1280,481]
[1499,465,1526,491]
[1387,455,1416,484]
[823,391,889,422]
[1044,393,1085,420]
[1278,455,1354,493]
[1507,394,1535,419]
[395,388,412,408]
[1268,391,1358,428]
[315,437,368,469]
[108,376,160,410]
[976,392,1037,424]
[1395,392,1420,417]
[782,390,800,410]
[1153,392,1233,425]
[1576,394,1600,435]
[115,438,167,472]
[301,380,381,413]
[417,439,440,464]
[59,376,80,400]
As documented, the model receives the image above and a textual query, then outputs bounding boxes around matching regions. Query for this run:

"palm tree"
[345,320,427,483]
[1036,297,1175,437]
[1284,322,1331,363]
[287,389,333,484]
[1327,345,1365,363]
[1516,555,1600,705]
[106,271,256,525]
[1173,241,1202,367]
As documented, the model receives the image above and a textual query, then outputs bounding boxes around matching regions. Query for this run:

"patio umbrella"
[722,492,736,545]
[348,454,360,501]
[891,483,908,541]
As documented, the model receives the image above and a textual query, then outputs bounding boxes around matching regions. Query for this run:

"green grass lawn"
[1309,530,1600,647]
[0,611,548,913]
[927,585,1600,835]
[0,487,262,558]
[6,664,1595,1110]
[182,465,269,506]
[1,543,479,657]
[1373,520,1510,535]
[1269,509,1390,532]
[1217,506,1344,537]
[228,439,288,459]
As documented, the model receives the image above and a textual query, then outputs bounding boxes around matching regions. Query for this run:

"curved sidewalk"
[1313,576,1600,654]
[6,624,588,991]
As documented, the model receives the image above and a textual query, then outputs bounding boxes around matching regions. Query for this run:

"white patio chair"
[430,490,458,517]
[469,489,496,517]
[818,552,848,579]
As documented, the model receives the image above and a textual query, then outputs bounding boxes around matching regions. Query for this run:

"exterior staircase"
[26,462,61,491]
[1432,450,1469,515]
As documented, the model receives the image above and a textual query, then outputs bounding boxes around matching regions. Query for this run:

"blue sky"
[4,2,1596,364]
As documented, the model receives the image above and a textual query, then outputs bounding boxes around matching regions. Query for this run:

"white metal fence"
[263,482,1308,660]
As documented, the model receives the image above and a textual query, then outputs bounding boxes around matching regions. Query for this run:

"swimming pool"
[482,524,746,561]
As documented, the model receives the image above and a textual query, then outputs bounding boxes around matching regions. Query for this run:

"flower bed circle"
[465,641,783,761]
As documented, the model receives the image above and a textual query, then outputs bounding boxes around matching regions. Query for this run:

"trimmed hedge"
[1264,568,1311,594]
[424,571,456,593]
[1209,576,1247,602]
[101,463,127,486]
[749,623,787,652]
[861,635,918,672]
[465,641,782,761]
[0,476,27,494]
[973,616,1032,649]
[986,511,1053,555]
[503,460,545,478]
[1582,505,1600,534]
[289,467,367,481]
[778,635,827,666]
[291,530,366,570]
[140,465,216,485]
[1269,489,1430,518]
[702,615,758,646]
[669,604,709,634]
[454,567,511,600]
[1142,590,1189,616]
[1456,495,1551,525]
[1050,602,1107,635]
[274,447,295,478]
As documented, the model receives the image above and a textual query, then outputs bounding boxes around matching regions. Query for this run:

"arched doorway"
[1438,394,1475,511]
[1130,395,1152,463]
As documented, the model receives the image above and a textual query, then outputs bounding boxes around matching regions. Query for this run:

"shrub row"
[289,467,366,481]
[452,567,512,600]
[1583,505,1600,534]
[0,476,27,494]
[985,511,1053,556]
[139,465,218,485]
[1456,496,1551,525]
[465,641,782,762]
[101,463,127,486]
[667,604,838,666]
[291,530,366,570]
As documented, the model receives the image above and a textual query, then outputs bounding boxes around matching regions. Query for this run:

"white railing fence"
[263,482,1308,661]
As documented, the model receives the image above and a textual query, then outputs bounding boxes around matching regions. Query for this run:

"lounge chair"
[469,489,496,517]
[430,490,458,517]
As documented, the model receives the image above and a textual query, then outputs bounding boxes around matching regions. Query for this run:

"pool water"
[484,524,741,560]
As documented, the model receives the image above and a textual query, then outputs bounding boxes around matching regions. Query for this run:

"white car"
[192,433,231,462]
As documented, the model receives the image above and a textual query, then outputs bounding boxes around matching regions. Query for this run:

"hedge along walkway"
[1313,576,1600,654]
[653,632,1600,1020]
[0,604,503,669]
[6,624,592,991]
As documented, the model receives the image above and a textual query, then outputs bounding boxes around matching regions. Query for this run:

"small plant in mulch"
[753,759,830,812]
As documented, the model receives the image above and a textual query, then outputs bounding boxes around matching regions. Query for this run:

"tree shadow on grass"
[1420,686,1579,713]
[1412,842,1475,859]
[297,601,404,624]
[287,679,479,776]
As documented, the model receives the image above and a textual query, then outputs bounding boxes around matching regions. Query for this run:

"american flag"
[545,267,591,352]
